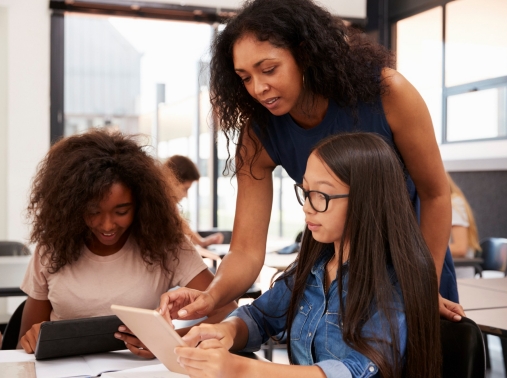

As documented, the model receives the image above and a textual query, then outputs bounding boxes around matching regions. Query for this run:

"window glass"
[447,87,507,142]
[395,7,443,143]
[64,14,214,229]
[446,0,507,87]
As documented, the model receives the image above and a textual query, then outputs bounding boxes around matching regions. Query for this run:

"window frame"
[390,0,507,144]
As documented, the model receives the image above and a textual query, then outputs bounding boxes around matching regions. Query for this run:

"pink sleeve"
[20,246,50,300]
[168,241,208,288]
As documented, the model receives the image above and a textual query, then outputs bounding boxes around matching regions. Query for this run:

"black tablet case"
[34,315,126,360]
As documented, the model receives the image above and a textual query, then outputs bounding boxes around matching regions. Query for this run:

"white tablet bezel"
[110,304,188,375]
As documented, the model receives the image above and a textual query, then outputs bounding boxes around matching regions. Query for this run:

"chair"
[476,238,507,372]
[478,238,507,278]
[0,241,30,256]
[1,299,26,350]
[441,316,486,378]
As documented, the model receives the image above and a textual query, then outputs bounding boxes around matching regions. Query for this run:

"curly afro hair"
[28,129,187,275]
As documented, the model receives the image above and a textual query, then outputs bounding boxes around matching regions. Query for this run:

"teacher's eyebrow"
[235,58,276,72]
[114,203,133,209]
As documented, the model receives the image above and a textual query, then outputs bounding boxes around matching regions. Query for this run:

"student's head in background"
[165,155,200,203]
[28,129,185,273]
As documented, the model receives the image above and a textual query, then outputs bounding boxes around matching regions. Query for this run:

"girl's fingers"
[180,365,205,378]
[20,336,34,354]
[182,324,220,346]
[198,339,223,349]
[159,294,170,314]
[125,342,156,359]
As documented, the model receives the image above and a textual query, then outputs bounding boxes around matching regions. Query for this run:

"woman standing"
[163,0,464,322]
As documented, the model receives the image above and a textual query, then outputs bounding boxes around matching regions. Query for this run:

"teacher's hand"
[159,287,216,320]
[439,294,465,322]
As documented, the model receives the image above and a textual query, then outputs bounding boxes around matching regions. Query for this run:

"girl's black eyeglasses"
[294,183,349,213]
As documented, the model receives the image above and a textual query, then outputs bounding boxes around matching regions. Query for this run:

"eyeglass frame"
[294,183,349,213]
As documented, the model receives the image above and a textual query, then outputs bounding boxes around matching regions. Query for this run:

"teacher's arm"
[381,68,464,321]
[166,130,276,319]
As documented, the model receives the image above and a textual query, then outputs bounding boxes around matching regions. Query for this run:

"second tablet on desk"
[111,304,188,375]
[35,315,126,360]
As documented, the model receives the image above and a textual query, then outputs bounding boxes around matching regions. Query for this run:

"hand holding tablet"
[111,304,188,375]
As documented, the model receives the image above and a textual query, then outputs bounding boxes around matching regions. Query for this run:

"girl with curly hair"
[175,133,441,378]
[18,129,236,356]
[164,0,465,324]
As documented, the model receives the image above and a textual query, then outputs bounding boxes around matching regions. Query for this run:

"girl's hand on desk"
[175,339,243,378]
[182,323,234,349]
[114,325,155,359]
[159,287,216,320]
[19,322,43,353]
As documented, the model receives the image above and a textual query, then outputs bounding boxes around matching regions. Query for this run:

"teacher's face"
[233,34,303,116]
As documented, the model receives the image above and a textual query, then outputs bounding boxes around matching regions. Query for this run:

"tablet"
[34,315,126,360]
[110,304,188,375]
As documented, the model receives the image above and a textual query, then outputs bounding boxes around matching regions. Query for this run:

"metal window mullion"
[50,11,65,145]
[446,76,507,96]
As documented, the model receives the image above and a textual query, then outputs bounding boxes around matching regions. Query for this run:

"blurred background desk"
[458,277,507,374]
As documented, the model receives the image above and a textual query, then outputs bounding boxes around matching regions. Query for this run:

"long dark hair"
[209,0,394,175]
[283,133,440,377]
[28,129,187,275]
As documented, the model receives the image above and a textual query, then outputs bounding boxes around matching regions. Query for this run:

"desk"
[0,349,266,378]
[458,278,507,337]
[0,349,162,378]
[458,283,507,311]
[466,308,507,339]
[458,277,507,293]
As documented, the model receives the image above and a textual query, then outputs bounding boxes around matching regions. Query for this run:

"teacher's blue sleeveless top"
[252,98,459,302]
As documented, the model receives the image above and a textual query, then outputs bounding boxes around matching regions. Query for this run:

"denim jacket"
[230,247,407,378]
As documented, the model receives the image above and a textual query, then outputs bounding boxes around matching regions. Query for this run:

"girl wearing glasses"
[162,0,464,324]
[175,132,441,378]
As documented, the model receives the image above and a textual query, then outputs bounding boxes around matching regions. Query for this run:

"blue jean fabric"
[230,247,407,378]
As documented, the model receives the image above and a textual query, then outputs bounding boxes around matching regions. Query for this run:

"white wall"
[440,140,507,172]
[0,0,50,244]
[148,0,367,18]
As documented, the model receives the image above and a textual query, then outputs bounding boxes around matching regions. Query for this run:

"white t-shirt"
[451,196,475,278]
[21,237,207,321]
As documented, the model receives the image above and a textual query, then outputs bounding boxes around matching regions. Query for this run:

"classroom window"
[62,13,214,230]
[394,0,507,144]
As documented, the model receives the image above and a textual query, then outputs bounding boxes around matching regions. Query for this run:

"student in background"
[18,130,236,356]
[447,172,481,278]
[165,155,224,247]
[170,133,441,378]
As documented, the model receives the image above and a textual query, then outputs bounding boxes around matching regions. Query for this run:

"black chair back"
[479,238,507,273]
[441,317,486,378]
[1,299,26,350]
[0,241,30,256]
